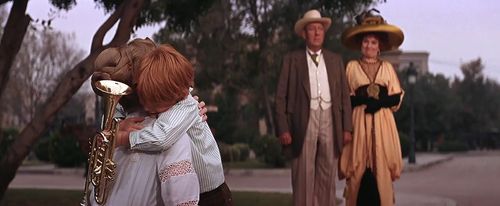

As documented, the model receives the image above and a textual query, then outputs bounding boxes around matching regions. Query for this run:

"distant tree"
[395,58,500,152]
[395,72,457,151]
[450,58,500,146]
[452,59,486,135]
[1,28,84,128]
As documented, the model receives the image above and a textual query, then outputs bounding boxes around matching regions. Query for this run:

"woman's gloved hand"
[364,97,382,114]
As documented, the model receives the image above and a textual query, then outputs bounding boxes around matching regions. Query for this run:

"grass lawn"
[1,189,292,206]
[232,191,292,206]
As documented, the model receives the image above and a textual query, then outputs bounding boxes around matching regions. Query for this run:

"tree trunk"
[249,0,276,136]
[0,0,30,95]
[263,86,275,136]
[0,0,31,197]
[0,0,30,128]
[0,0,145,200]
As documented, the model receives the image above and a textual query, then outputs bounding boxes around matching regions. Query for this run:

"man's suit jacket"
[275,49,353,158]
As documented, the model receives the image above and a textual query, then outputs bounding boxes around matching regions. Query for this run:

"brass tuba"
[81,80,132,206]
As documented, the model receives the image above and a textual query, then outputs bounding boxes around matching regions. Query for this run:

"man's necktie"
[309,52,319,66]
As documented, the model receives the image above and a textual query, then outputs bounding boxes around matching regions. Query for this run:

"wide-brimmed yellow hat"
[294,9,331,37]
[341,9,404,51]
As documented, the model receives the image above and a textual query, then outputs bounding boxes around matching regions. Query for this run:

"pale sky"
[377,0,500,81]
[23,0,500,81]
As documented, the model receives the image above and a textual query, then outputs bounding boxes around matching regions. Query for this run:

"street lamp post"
[407,62,417,164]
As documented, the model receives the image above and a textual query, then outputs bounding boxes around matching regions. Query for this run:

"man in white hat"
[275,9,353,206]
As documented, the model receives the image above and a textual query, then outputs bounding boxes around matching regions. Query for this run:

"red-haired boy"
[118,45,233,206]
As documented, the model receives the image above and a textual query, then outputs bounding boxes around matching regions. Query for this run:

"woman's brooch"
[367,83,380,99]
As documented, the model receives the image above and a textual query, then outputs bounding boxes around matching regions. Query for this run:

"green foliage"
[399,132,409,158]
[233,143,250,161]
[49,0,76,10]
[218,142,251,162]
[49,0,216,31]
[395,58,500,151]
[451,59,500,146]
[0,128,18,159]
[395,72,455,143]
[47,132,86,167]
[209,91,241,144]
[452,59,500,134]
[218,142,236,162]
[437,140,469,153]
[252,135,286,167]
[34,137,51,162]
[144,0,216,32]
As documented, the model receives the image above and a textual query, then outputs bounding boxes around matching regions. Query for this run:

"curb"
[403,155,454,173]
[225,153,454,176]
[224,168,290,176]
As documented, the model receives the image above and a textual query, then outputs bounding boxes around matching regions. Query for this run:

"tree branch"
[91,0,146,52]
[0,0,10,6]
[91,0,126,52]
[109,0,146,46]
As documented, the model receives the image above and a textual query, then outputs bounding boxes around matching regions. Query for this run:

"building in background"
[381,50,429,75]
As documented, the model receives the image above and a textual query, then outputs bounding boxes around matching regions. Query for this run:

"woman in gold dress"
[340,9,405,206]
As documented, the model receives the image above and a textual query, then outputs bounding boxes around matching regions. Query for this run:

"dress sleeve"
[339,61,357,179]
[129,95,201,152]
[385,62,405,111]
[345,61,357,96]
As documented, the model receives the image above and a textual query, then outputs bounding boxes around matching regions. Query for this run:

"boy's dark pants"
[199,182,233,206]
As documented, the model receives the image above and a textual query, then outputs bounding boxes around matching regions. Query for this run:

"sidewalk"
[11,152,456,205]
[223,153,455,206]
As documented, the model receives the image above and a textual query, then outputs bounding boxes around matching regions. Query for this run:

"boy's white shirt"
[88,108,199,206]
[129,93,225,193]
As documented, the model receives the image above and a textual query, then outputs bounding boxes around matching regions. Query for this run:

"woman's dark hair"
[355,32,389,50]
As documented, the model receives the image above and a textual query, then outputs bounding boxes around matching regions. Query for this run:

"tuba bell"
[81,80,132,206]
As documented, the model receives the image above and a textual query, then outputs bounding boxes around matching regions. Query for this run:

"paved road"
[396,150,500,206]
